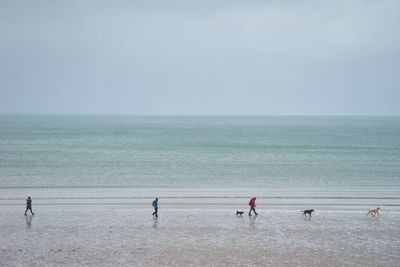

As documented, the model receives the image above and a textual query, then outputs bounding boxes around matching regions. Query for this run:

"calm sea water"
[1,115,400,187]
[1,115,400,208]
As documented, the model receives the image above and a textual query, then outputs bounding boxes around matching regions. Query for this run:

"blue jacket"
[152,199,158,208]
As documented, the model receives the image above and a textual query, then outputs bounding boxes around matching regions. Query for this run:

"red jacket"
[249,198,256,207]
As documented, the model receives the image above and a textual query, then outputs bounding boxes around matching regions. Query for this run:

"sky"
[1,0,399,115]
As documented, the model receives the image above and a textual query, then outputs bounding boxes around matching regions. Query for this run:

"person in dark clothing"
[248,197,258,216]
[152,198,159,217]
[25,196,34,216]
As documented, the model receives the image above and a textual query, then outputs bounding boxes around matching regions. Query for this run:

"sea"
[1,115,400,210]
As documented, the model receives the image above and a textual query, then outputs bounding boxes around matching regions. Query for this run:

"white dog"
[367,207,380,216]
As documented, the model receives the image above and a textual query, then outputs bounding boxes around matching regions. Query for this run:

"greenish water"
[1,115,399,188]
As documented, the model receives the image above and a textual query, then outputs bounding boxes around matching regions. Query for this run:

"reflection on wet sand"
[153,217,158,229]
[249,215,257,230]
[25,215,33,229]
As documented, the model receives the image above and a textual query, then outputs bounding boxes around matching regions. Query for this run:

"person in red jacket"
[248,197,258,216]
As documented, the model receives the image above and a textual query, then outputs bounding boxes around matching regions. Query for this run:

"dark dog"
[236,210,244,216]
[301,209,314,217]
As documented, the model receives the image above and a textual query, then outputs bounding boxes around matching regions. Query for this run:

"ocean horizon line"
[1,114,400,117]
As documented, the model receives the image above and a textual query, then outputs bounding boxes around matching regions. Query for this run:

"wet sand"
[1,206,399,267]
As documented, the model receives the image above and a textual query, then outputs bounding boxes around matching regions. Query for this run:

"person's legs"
[29,207,34,215]
[25,207,28,215]
[249,206,258,216]
[152,208,158,217]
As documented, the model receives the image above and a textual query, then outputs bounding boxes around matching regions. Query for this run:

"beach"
[2,186,400,267]
[1,204,400,267]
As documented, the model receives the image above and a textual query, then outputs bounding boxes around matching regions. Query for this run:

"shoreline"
[2,187,399,210]
[2,204,400,213]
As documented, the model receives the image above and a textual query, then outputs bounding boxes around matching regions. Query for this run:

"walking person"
[152,198,159,218]
[248,197,258,216]
[24,196,34,216]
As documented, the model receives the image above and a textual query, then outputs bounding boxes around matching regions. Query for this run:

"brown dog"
[367,207,380,216]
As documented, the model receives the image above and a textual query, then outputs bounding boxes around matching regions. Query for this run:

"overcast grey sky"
[1,0,399,115]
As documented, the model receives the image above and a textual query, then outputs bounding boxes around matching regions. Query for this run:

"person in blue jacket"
[152,198,159,217]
